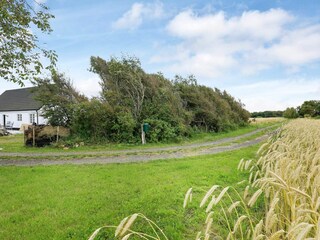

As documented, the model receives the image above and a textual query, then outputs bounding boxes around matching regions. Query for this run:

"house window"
[30,114,35,124]
[17,114,22,121]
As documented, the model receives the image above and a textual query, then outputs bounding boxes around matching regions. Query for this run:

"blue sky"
[1,0,320,111]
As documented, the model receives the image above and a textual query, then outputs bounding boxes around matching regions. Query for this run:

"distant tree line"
[251,111,283,118]
[251,101,320,119]
[35,56,250,143]
[283,101,320,119]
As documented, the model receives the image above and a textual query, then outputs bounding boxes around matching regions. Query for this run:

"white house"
[0,87,47,130]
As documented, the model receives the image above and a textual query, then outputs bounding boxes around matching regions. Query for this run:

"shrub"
[110,108,136,143]
[72,100,113,140]
[144,119,177,143]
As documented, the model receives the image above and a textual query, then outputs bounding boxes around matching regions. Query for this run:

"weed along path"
[0,127,274,166]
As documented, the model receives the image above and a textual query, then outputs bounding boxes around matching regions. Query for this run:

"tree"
[173,76,250,132]
[298,100,320,117]
[283,107,298,119]
[35,72,87,127]
[90,56,145,121]
[142,73,185,125]
[0,0,57,86]
[251,111,284,118]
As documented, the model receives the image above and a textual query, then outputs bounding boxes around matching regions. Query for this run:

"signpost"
[141,123,150,144]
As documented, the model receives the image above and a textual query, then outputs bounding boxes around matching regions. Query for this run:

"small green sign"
[143,123,150,133]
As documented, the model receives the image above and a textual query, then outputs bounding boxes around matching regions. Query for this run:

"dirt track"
[0,127,273,166]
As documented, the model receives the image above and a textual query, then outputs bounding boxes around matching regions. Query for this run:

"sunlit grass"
[0,145,260,240]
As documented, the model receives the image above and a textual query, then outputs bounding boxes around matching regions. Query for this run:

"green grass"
[0,122,280,153]
[0,145,260,240]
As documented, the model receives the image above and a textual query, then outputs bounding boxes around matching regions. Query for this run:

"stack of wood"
[24,125,70,147]
[0,128,9,136]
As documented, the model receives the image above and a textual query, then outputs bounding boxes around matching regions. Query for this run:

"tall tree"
[0,0,57,85]
[35,72,87,126]
[298,100,320,117]
[283,107,298,119]
[90,56,145,121]
[173,75,250,132]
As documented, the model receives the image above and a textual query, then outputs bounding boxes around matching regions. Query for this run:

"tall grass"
[196,119,320,239]
[89,119,319,239]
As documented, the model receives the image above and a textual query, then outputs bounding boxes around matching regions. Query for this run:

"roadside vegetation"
[0,120,282,153]
[0,126,276,163]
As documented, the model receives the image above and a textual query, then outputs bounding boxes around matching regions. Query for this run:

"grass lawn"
[0,145,260,240]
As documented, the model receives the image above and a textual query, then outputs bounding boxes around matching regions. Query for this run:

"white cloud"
[152,8,320,78]
[228,78,320,112]
[76,77,101,98]
[251,25,320,66]
[167,9,292,41]
[113,1,164,30]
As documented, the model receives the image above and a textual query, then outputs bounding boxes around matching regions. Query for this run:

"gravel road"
[0,127,273,166]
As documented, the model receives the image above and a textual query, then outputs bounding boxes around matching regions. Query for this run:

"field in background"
[249,117,285,124]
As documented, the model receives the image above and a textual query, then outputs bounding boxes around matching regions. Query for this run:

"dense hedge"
[37,57,250,143]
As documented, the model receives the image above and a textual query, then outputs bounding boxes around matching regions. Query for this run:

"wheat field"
[245,119,320,239]
[249,117,285,124]
[200,119,320,239]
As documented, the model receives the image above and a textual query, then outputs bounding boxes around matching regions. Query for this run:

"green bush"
[72,100,112,140]
[72,101,137,143]
[219,120,238,132]
[145,119,178,143]
[110,108,136,143]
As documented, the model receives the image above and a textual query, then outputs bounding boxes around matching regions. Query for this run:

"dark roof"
[0,87,43,111]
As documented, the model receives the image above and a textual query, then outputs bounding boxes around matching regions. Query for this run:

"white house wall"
[0,110,47,129]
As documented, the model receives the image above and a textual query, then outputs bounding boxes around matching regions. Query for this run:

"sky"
[1,0,320,112]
